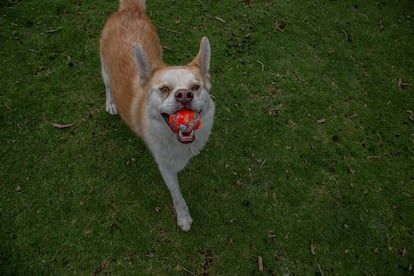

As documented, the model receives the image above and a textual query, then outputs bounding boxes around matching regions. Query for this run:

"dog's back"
[100,0,164,131]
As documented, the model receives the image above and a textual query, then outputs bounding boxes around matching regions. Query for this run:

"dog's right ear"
[133,44,152,84]
[189,36,211,90]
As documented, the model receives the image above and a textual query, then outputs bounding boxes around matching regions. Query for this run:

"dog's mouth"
[162,112,197,144]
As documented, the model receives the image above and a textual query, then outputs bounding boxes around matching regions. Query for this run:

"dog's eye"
[159,86,170,93]
[191,84,200,91]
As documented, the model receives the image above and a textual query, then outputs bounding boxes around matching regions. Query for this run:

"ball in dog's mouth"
[162,109,201,144]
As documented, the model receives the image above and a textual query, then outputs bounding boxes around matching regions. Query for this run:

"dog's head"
[134,37,213,143]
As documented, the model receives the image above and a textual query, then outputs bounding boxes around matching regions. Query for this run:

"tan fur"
[118,0,146,12]
[100,4,163,135]
[99,0,215,231]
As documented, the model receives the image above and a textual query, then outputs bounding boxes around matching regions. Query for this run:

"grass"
[1,0,413,274]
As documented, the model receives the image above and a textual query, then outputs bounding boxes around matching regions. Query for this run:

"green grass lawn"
[1,0,413,274]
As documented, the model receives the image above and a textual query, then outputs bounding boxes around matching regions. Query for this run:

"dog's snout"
[175,89,194,104]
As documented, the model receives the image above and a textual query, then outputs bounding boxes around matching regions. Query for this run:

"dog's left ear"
[134,44,152,85]
[189,36,211,90]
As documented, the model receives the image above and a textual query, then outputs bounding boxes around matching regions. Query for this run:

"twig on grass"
[259,159,267,168]
[213,16,226,24]
[317,263,324,275]
[180,265,195,275]
[7,0,25,8]
[257,60,265,72]
[163,45,174,52]
[341,29,352,42]
[52,123,76,129]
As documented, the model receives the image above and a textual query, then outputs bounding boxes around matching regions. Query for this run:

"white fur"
[143,69,215,231]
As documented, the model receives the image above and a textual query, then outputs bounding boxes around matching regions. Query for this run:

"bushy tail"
[118,0,146,12]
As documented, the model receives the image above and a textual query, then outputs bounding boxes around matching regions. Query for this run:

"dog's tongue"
[177,125,195,143]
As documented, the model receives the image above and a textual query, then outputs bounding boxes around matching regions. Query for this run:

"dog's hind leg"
[101,61,117,115]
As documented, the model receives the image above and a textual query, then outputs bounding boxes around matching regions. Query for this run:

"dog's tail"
[118,0,146,12]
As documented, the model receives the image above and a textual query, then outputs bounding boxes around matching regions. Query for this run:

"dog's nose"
[175,89,194,104]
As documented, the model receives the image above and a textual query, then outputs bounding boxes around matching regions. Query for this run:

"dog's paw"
[177,213,193,232]
[105,102,117,115]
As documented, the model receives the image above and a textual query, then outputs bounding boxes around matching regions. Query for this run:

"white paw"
[106,102,117,115]
[177,213,193,232]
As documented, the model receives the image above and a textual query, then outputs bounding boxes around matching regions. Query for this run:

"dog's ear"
[133,44,152,84]
[189,36,211,90]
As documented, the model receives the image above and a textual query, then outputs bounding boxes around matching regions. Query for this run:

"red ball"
[168,109,201,133]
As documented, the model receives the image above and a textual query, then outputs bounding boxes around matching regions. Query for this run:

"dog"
[99,0,215,231]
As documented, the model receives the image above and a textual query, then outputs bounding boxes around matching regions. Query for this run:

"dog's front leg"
[159,168,193,231]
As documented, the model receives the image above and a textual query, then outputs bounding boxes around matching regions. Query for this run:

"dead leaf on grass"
[310,240,317,255]
[346,114,359,119]
[94,258,110,275]
[146,252,155,259]
[227,237,234,246]
[52,123,76,129]
[406,110,414,121]
[267,230,276,239]
[46,27,62,33]
[317,118,326,124]
[288,119,297,127]
[274,21,286,32]
[398,79,409,89]
[367,155,381,160]
[258,256,264,272]
[199,248,213,273]
[399,247,408,257]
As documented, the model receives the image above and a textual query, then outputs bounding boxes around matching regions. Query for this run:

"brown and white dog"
[99,0,215,231]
